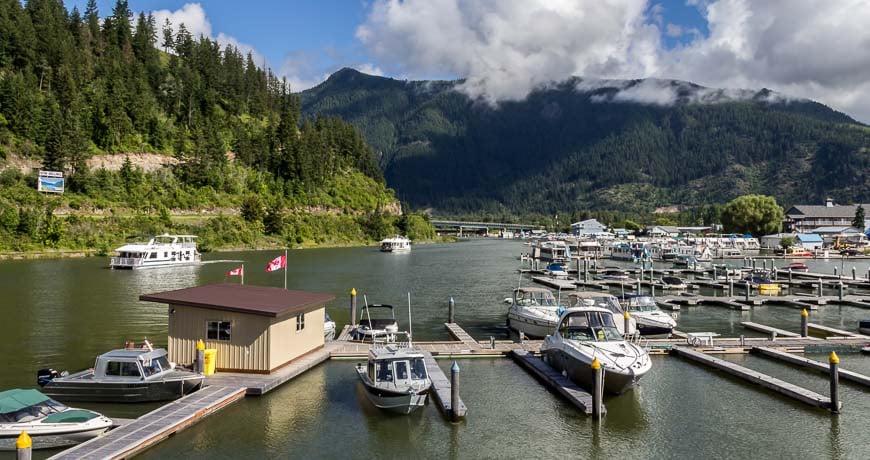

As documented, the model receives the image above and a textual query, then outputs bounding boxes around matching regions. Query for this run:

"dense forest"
[0,0,434,253]
[301,69,870,217]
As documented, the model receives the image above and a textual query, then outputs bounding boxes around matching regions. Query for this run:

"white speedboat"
[619,295,677,339]
[352,304,399,342]
[541,307,652,394]
[506,287,562,338]
[38,341,204,403]
[355,337,431,414]
[110,234,201,269]
[567,292,636,335]
[380,235,411,252]
[0,389,112,450]
[324,312,336,341]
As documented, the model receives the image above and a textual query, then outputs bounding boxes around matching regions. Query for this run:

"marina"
[3,240,870,459]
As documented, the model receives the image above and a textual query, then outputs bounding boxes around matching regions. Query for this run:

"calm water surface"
[1,240,869,459]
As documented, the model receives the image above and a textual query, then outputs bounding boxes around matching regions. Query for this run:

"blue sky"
[62,1,870,121]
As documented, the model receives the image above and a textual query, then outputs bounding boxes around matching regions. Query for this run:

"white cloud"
[665,23,682,37]
[357,0,870,122]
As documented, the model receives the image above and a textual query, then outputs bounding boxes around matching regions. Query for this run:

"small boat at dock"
[352,303,399,342]
[0,389,112,450]
[541,307,652,394]
[506,287,562,339]
[660,276,688,290]
[785,262,809,272]
[355,337,432,414]
[324,312,336,341]
[619,295,677,339]
[38,341,204,403]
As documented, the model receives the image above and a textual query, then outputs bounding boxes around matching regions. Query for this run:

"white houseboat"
[380,236,411,252]
[110,234,201,269]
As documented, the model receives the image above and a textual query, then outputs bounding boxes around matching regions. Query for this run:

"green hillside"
[301,68,870,215]
[0,1,432,253]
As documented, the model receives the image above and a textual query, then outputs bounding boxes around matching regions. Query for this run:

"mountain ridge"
[301,68,869,215]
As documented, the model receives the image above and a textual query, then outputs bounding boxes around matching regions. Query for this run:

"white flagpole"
[241,264,245,285]
[284,249,288,290]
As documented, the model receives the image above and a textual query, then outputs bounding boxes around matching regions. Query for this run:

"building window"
[207,321,231,341]
[296,313,305,332]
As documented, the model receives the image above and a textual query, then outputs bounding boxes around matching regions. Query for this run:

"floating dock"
[510,350,599,415]
[207,347,331,395]
[671,347,838,411]
[423,351,467,420]
[807,323,870,339]
[49,385,246,460]
[445,322,483,349]
[740,322,806,338]
[752,346,870,387]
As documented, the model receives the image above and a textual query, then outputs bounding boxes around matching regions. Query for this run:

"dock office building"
[141,284,335,373]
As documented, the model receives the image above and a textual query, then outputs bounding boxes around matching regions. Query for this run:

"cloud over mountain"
[357,0,870,122]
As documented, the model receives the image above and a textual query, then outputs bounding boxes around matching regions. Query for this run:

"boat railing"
[371,340,412,350]
[625,331,648,348]
[110,257,144,267]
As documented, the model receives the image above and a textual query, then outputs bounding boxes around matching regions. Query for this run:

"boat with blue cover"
[0,389,112,450]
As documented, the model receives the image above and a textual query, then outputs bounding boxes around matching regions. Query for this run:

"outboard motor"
[37,368,58,387]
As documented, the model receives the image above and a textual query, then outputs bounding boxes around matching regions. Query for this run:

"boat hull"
[0,420,111,450]
[355,367,428,414]
[506,312,557,339]
[110,260,203,270]
[542,348,645,395]
[635,323,674,339]
[43,375,204,403]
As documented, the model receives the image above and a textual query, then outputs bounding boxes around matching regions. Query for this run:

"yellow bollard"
[350,288,358,326]
[829,352,840,414]
[800,309,808,337]
[623,311,631,336]
[17,431,32,460]
[591,357,603,419]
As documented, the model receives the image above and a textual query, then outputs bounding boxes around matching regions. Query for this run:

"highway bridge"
[430,220,543,236]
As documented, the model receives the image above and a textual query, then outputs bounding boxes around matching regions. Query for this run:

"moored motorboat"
[785,262,809,272]
[660,276,687,290]
[541,307,652,394]
[619,295,677,339]
[324,312,336,341]
[567,291,636,335]
[355,334,432,414]
[38,341,204,403]
[0,389,112,450]
[352,303,399,342]
[506,287,562,338]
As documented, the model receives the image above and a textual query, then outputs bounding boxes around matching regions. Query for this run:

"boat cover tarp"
[42,409,99,423]
[0,389,51,414]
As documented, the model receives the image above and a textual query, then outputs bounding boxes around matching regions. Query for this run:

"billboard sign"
[37,170,64,193]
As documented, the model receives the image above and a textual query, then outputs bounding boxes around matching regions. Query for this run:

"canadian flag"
[226,266,244,277]
[265,254,287,272]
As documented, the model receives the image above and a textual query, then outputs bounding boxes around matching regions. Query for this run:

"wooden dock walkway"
[49,385,246,460]
[807,323,869,339]
[752,347,870,387]
[423,351,467,420]
[740,322,804,338]
[206,346,331,395]
[337,324,354,341]
[510,350,598,415]
[671,347,838,411]
[531,276,578,291]
[445,322,483,349]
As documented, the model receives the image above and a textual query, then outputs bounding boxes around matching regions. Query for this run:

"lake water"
[1,240,869,459]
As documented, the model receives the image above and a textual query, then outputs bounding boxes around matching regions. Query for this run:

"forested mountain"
[0,0,382,189]
[301,68,870,215]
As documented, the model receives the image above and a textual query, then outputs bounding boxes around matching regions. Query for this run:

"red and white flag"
[265,254,286,272]
[226,266,244,277]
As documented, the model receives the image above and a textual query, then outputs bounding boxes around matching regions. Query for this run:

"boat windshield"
[516,290,557,307]
[0,399,67,423]
[558,312,622,342]
[626,297,659,312]
[573,296,622,314]
[411,358,427,380]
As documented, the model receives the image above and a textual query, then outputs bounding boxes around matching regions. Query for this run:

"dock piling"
[448,297,455,323]
[194,339,205,374]
[16,432,31,460]
[450,361,461,422]
[490,336,496,349]
[624,312,631,336]
[833,267,838,278]
[591,358,604,420]
[729,280,734,297]
[839,282,844,302]
[852,267,856,281]
[818,281,824,297]
[789,268,793,283]
[762,260,767,270]
[801,309,809,337]
[830,352,841,414]
[350,288,357,326]
[745,281,751,302]
[770,331,777,341]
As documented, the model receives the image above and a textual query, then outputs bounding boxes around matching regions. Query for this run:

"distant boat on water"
[380,235,411,252]
[109,234,201,269]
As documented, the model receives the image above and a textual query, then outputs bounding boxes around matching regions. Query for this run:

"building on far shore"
[784,199,869,233]
[141,284,334,374]
[570,219,606,237]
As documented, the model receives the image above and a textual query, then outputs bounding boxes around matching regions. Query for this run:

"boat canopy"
[0,389,50,414]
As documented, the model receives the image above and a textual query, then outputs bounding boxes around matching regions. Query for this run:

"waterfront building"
[141,284,334,373]
[795,233,824,250]
[784,199,870,233]
[570,219,607,237]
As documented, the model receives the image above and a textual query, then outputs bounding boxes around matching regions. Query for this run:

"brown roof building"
[141,284,335,374]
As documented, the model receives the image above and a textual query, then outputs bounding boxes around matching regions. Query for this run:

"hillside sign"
[37,170,64,194]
